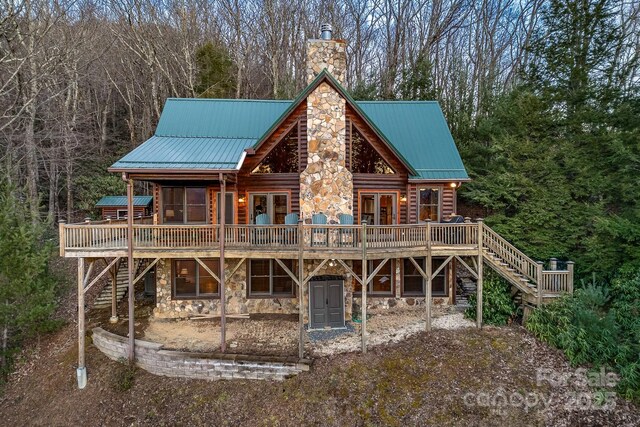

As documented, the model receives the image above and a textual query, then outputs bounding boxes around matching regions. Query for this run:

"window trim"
[417,187,441,223]
[247,259,296,298]
[400,257,448,297]
[172,258,220,300]
[116,209,128,219]
[352,259,395,297]
[161,186,209,224]
[216,191,236,225]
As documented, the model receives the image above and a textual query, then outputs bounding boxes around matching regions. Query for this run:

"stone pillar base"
[109,316,119,324]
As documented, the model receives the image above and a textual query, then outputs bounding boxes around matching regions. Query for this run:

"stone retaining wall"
[92,328,309,381]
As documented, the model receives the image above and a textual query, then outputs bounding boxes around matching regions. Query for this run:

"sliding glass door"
[359,193,397,225]
[249,193,289,224]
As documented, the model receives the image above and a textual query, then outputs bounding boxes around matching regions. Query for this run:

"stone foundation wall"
[154,258,298,319]
[154,258,450,320]
[92,327,308,381]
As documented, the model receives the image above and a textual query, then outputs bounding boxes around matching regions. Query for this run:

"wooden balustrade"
[430,223,478,246]
[541,270,572,294]
[60,221,486,254]
[482,226,538,282]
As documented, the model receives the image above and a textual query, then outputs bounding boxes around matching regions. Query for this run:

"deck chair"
[254,213,271,244]
[311,213,328,246]
[284,213,299,244]
[338,213,354,247]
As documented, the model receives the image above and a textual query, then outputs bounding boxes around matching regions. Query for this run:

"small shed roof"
[96,196,153,207]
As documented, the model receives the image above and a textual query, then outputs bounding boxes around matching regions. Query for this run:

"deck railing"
[482,225,539,283]
[540,270,573,294]
[60,222,482,254]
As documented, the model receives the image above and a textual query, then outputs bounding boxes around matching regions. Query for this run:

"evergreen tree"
[0,180,59,378]
[194,43,236,98]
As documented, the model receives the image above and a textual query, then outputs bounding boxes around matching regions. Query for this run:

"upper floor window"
[418,188,439,222]
[252,125,299,174]
[162,187,207,224]
[350,125,394,174]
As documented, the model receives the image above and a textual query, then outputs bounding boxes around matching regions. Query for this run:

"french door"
[249,193,289,224]
[359,192,397,225]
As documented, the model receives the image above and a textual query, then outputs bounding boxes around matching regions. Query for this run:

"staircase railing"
[482,225,539,284]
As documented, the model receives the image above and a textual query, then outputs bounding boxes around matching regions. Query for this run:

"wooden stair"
[94,259,146,309]
[480,224,573,307]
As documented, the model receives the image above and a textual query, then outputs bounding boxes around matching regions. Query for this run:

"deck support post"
[476,218,484,328]
[361,221,367,354]
[126,176,135,361]
[298,219,304,359]
[109,262,118,323]
[536,261,544,307]
[426,219,432,331]
[219,173,227,353]
[566,261,574,294]
[77,257,87,389]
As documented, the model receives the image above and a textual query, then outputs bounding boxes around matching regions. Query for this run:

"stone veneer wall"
[154,258,297,319]
[299,82,352,224]
[154,258,449,319]
[92,327,309,381]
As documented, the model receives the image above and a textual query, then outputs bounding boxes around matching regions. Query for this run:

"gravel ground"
[126,305,474,357]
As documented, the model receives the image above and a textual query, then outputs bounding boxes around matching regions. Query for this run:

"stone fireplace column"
[299,33,352,224]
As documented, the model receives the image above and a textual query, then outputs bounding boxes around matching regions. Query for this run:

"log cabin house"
[61,26,573,387]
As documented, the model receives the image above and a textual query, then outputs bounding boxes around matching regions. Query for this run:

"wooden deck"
[59,220,573,298]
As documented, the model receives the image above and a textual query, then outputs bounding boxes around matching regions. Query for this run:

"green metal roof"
[110,77,468,180]
[96,196,153,207]
[110,99,290,171]
[357,102,469,180]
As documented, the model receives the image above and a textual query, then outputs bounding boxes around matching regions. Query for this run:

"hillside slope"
[0,324,638,426]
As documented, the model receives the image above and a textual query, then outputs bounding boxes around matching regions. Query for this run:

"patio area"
[100,303,474,359]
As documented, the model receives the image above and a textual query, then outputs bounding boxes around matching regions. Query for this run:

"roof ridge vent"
[320,24,332,40]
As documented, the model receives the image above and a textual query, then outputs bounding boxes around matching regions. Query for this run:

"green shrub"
[526,269,640,402]
[465,271,520,325]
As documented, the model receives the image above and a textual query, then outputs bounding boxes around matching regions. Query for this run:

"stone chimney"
[300,25,353,224]
[306,24,347,85]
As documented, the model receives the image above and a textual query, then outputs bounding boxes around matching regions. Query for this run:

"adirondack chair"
[284,213,299,244]
[254,213,271,244]
[311,213,328,246]
[338,213,354,247]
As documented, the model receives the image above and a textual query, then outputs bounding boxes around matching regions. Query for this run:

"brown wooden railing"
[60,222,484,254]
[482,225,539,283]
[541,269,574,294]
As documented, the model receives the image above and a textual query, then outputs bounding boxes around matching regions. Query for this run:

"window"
[401,258,447,296]
[248,259,296,297]
[418,188,440,222]
[249,193,288,224]
[116,209,127,219]
[350,125,394,174]
[162,187,207,224]
[173,259,219,298]
[216,192,235,224]
[353,260,394,295]
[252,125,299,173]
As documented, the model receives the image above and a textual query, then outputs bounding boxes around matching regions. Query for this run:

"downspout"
[219,172,227,352]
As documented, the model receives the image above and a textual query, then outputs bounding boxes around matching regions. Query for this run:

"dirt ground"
[1,319,639,426]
